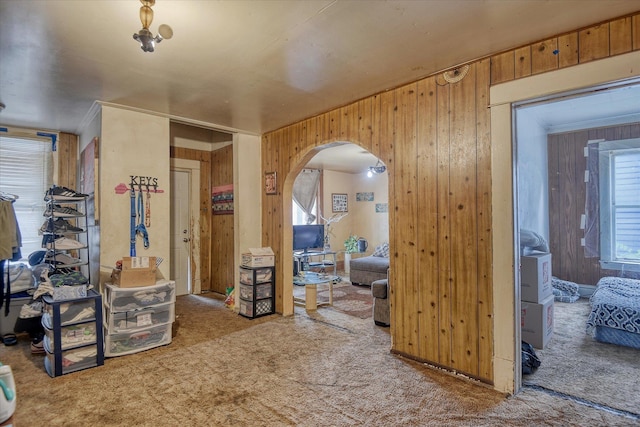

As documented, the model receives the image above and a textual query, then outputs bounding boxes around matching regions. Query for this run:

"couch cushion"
[350,255,389,273]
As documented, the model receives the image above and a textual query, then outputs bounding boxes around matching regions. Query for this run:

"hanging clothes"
[0,199,23,315]
[0,200,21,261]
[135,189,149,249]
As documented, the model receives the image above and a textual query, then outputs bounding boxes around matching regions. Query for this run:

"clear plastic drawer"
[104,323,172,357]
[105,302,175,333]
[104,280,176,312]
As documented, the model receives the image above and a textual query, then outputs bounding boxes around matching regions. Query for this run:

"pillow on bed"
[520,229,549,253]
[372,242,389,258]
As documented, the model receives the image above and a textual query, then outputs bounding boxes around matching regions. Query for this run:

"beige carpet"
[523,298,640,415]
[1,293,639,426]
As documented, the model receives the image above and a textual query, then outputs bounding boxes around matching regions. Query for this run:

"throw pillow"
[373,242,389,258]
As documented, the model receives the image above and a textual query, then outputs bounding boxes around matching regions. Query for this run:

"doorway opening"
[513,82,640,415]
[170,158,202,296]
[283,142,390,318]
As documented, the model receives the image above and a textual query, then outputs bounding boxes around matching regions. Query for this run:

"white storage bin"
[104,323,172,357]
[105,301,175,333]
[104,280,176,312]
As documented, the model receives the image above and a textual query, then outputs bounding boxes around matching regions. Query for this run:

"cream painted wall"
[233,133,262,293]
[99,106,171,283]
[490,50,640,394]
[321,170,389,256]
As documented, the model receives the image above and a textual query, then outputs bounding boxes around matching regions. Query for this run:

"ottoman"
[371,279,389,327]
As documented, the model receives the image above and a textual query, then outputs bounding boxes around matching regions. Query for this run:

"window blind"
[0,136,53,258]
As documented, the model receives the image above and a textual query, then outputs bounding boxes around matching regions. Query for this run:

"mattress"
[586,277,640,348]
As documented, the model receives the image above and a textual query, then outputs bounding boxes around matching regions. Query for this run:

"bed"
[586,277,640,349]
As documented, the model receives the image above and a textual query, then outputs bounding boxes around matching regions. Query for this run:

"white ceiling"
[2,0,640,139]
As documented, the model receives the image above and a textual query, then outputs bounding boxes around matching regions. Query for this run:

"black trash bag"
[522,341,541,375]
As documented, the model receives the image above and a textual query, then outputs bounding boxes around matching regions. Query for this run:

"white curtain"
[293,169,321,224]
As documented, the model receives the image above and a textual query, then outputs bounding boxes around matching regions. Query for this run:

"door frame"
[489,50,640,394]
[170,158,201,294]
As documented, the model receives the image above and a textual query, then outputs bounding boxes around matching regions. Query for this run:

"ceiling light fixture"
[367,160,386,178]
[133,0,173,53]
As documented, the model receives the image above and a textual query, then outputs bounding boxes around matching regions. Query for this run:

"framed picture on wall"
[332,193,348,212]
[265,171,277,195]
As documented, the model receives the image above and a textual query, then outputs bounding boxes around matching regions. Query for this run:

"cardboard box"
[520,253,553,303]
[241,247,275,267]
[111,256,157,287]
[521,295,554,349]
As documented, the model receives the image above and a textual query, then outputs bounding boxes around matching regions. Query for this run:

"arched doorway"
[280,141,389,316]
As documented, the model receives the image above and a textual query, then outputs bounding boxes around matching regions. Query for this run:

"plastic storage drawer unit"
[104,280,176,312]
[239,267,273,285]
[43,298,96,326]
[42,320,97,351]
[105,301,175,333]
[104,322,172,357]
[44,345,99,376]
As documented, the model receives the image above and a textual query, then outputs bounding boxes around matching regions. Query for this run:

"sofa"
[349,242,389,287]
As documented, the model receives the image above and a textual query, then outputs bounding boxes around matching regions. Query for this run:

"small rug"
[294,278,373,319]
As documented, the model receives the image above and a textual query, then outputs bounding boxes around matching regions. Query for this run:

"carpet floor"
[0,293,639,426]
[523,298,640,416]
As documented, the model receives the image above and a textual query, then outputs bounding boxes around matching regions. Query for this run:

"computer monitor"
[292,224,324,252]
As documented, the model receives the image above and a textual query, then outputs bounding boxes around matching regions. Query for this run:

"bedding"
[551,277,580,303]
[586,277,640,349]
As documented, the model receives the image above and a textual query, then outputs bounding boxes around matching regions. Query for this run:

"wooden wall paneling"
[57,132,77,189]
[358,98,373,153]
[557,32,579,68]
[474,58,493,382]
[343,103,358,141]
[435,77,452,367]
[210,145,234,294]
[448,65,479,375]
[374,89,397,341]
[531,38,559,75]
[490,51,515,85]
[262,131,281,312]
[274,128,286,313]
[610,17,633,55]
[370,95,383,159]
[559,134,578,282]
[579,23,610,63]
[394,83,419,356]
[328,108,341,141]
[633,14,640,50]
[514,46,532,79]
[547,135,562,281]
[416,76,440,362]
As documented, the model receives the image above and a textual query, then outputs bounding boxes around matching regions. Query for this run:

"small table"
[293,272,339,310]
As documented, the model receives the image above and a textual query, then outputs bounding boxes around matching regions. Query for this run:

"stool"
[371,279,389,326]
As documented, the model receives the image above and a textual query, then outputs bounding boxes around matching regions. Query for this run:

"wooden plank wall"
[548,123,640,286]
[210,145,234,294]
[170,146,213,291]
[261,11,640,384]
[57,132,78,190]
[490,14,640,84]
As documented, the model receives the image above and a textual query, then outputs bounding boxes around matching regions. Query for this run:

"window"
[599,138,640,270]
[0,136,53,259]
[292,198,317,225]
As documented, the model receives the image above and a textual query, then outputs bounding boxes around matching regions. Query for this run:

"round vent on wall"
[442,65,470,84]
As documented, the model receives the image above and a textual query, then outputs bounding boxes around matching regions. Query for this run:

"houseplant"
[343,234,359,273]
